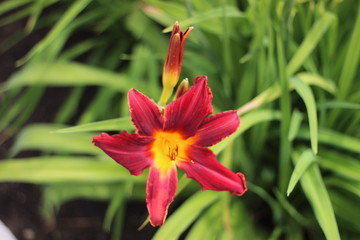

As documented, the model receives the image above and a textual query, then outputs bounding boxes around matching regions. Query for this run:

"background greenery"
[0,0,359,239]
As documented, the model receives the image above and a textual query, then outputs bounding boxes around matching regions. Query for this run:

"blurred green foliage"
[0,0,359,239]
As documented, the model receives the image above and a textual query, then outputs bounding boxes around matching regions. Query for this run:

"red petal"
[93,131,153,176]
[195,110,240,147]
[128,89,163,136]
[146,166,177,226]
[164,76,213,137]
[177,146,247,196]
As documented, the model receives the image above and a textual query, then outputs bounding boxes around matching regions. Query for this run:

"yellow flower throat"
[151,131,193,172]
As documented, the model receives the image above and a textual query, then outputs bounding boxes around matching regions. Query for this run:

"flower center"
[151,131,192,172]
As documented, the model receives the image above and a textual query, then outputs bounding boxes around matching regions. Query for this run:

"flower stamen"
[168,145,179,160]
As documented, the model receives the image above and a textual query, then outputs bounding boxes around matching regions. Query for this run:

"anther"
[169,145,179,161]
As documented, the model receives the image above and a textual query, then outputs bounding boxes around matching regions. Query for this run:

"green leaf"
[329,190,360,231]
[277,32,292,194]
[288,110,304,141]
[275,189,309,226]
[0,0,33,15]
[103,184,126,232]
[247,182,281,222]
[337,3,360,100]
[0,4,33,27]
[319,150,360,182]
[297,128,360,154]
[237,72,335,115]
[186,203,222,240]
[152,191,219,240]
[291,77,318,154]
[41,182,118,220]
[295,73,336,94]
[18,0,92,64]
[54,87,84,123]
[0,87,44,130]
[293,149,340,240]
[326,177,360,198]
[287,12,336,75]
[1,61,128,92]
[162,6,244,33]
[143,0,187,24]
[0,156,146,184]
[55,117,133,133]
[317,101,360,110]
[10,124,100,156]
[287,149,316,196]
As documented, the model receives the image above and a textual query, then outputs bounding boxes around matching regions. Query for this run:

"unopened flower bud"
[173,78,189,100]
[159,22,193,106]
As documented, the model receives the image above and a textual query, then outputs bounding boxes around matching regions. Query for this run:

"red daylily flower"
[93,76,247,227]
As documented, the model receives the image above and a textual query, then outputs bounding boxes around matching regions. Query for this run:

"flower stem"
[158,86,173,106]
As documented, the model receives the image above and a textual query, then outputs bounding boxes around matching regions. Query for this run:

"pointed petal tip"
[92,132,109,145]
[149,215,166,227]
[127,88,138,98]
[198,172,247,196]
[146,167,177,228]
[233,172,247,196]
[171,22,180,35]
[195,110,240,147]
[194,75,208,84]
[178,146,247,197]
[92,131,153,176]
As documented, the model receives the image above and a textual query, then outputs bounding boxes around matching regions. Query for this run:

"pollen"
[151,131,192,172]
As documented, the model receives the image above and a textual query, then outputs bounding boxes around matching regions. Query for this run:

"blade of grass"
[10,124,100,156]
[0,87,43,130]
[237,72,335,115]
[293,148,340,240]
[10,87,45,129]
[296,73,336,94]
[0,156,146,184]
[275,189,310,226]
[326,177,360,198]
[286,12,335,76]
[317,101,360,110]
[17,0,92,64]
[25,0,49,32]
[297,128,360,154]
[59,39,100,60]
[336,3,360,100]
[329,190,360,231]
[77,88,118,124]
[247,182,281,222]
[291,76,318,154]
[0,4,34,27]
[54,87,84,123]
[162,6,244,33]
[55,117,133,133]
[0,0,33,15]
[288,110,303,141]
[1,61,128,92]
[277,33,292,193]
[186,203,221,240]
[103,184,126,232]
[287,149,316,196]
[152,191,219,240]
[319,150,360,182]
